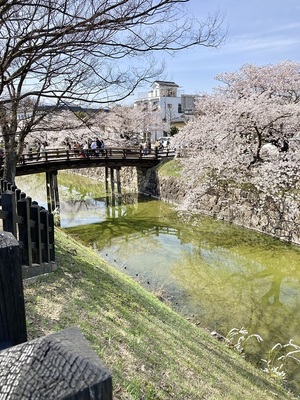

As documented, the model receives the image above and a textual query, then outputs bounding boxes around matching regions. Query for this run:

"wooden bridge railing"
[16,146,175,166]
[0,178,55,277]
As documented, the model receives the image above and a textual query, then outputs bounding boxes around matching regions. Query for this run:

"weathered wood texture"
[0,178,55,276]
[0,232,27,348]
[0,327,112,399]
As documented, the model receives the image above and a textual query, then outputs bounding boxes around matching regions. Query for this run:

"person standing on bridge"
[82,141,89,158]
[142,142,148,155]
[147,138,151,154]
[40,141,47,160]
[36,142,41,161]
[65,139,71,151]
[100,139,105,155]
[90,139,98,157]
[96,138,101,150]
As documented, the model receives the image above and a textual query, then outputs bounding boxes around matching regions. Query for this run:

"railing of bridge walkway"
[0,178,55,278]
[17,146,175,165]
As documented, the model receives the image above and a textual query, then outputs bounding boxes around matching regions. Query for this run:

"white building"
[135,80,196,126]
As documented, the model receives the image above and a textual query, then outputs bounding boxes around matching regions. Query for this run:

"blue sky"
[134,0,300,99]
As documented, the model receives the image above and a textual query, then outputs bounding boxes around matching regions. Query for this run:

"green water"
[17,172,300,393]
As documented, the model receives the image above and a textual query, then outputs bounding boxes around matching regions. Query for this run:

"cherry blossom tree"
[103,104,166,144]
[23,103,167,150]
[25,109,101,149]
[0,0,225,182]
[173,61,300,199]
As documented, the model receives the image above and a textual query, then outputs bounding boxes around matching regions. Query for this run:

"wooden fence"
[0,178,55,277]
[0,233,112,399]
[0,180,113,399]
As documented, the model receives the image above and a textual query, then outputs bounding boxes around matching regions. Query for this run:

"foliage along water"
[18,172,300,394]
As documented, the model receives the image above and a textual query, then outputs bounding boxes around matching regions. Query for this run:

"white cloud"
[227,35,300,53]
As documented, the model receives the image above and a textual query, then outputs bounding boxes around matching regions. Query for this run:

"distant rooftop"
[151,81,179,88]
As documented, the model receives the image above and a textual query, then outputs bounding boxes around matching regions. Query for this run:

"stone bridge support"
[135,167,159,196]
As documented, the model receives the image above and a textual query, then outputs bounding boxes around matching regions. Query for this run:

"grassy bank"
[24,228,295,399]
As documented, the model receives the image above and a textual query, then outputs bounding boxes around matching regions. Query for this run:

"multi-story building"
[134,80,196,128]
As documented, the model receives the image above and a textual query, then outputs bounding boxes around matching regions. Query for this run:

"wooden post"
[110,168,115,197]
[0,327,112,399]
[17,197,32,267]
[2,180,8,191]
[105,167,109,193]
[0,231,27,348]
[30,203,42,265]
[46,172,51,212]
[40,209,51,263]
[46,171,60,212]
[49,212,55,262]
[2,191,17,238]
[53,171,60,210]
[116,167,122,198]
[15,188,22,201]
[50,174,55,211]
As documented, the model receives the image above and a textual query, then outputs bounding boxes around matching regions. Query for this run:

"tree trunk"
[3,150,18,183]
[0,105,18,183]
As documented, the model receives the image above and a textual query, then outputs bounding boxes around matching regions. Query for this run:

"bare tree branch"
[0,0,225,181]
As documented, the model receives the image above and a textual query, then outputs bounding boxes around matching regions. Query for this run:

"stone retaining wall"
[130,166,299,245]
[70,166,300,245]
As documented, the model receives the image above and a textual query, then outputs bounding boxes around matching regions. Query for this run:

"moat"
[18,171,300,394]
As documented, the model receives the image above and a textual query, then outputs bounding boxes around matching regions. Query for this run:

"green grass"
[157,159,183,177]
[24,228,295,399]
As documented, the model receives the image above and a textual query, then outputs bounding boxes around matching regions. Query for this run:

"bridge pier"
[105,167,109,193]
[116,167,121,197]
[110,168,115,197]
[46,171,60,213]
[107,167,122,198]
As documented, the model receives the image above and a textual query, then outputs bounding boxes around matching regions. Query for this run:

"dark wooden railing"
[0,178,55,277]
[17,146,175,165]
[0,146,175,177]
[19,146,145,164]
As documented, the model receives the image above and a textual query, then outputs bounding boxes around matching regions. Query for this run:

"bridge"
[15,146,175,176]
[11,146,175,213]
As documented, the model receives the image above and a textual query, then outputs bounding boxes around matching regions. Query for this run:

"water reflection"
[17,172,300,393]
[65,194,300,393]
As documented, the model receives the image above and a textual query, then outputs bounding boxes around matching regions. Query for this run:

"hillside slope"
[24,228,295,399]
